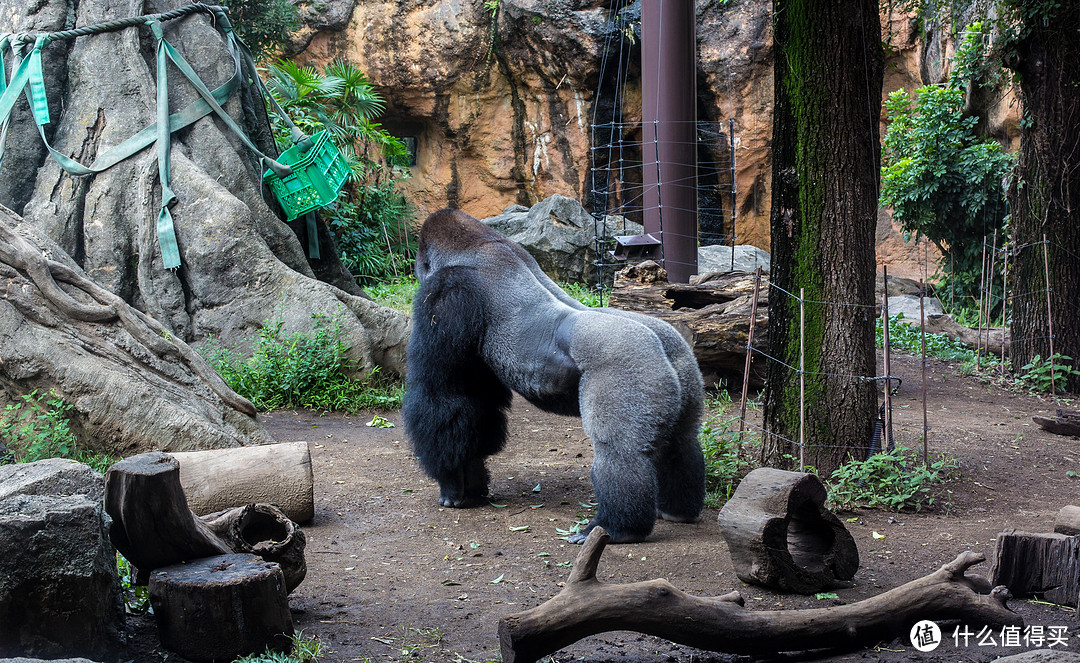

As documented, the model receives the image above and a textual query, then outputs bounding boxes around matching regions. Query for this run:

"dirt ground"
[135,350,1080,662]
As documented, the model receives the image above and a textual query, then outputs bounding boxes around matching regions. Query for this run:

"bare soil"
[134,351,1080,662]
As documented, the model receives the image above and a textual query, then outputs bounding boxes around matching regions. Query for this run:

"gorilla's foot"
[658,509,700,523]
[568,521,648,544]
[438,492,488,508]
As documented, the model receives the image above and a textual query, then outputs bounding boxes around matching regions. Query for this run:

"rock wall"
[296,0,1018,265]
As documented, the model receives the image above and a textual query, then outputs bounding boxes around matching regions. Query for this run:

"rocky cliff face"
[296,0,1017,264]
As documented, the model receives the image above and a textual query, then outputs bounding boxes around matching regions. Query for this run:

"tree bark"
[990,530,1080,608]
[761,0,883,472]
[0,0,408,380]
[1006,1,1080,393]
[498,528,1021,663]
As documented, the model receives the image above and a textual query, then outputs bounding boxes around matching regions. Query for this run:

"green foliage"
[699,414,760,509]
[367,275,420,313]
[876,314,977,362]
[1017,353,1080,393]
[116,553,151,614]
[200,312,404,412]
[235,631,323,663]
[558,282,609,308]
[879,25,1015,312]
[221,0,300,62]
[264,58,417,282]
[827,447,958,512]
[0,390,115,471]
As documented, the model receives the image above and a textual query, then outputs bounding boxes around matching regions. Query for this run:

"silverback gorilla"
[402,209,705,543]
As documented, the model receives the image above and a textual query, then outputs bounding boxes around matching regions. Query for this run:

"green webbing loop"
[304,211,320,260]
[150,20,181,269]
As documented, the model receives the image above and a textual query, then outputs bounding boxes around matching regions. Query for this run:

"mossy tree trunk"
[1006,0,1080,393]
[761,0,882,474]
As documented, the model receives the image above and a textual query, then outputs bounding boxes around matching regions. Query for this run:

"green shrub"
[1017,353,1080,394]
[367,275,419,313]
[876,314,977,363]
[200,312,403,412]
[221,0,300,62]
[0,390,115,472]
[699,405,761,509]
[558,282,609,308]
[235,631,323,663]
[827,447,958,512]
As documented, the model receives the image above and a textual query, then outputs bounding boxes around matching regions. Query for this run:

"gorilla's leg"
[568,440,658,544]
[655,417,706,522]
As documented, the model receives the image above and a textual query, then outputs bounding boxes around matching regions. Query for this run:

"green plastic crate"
[263,130,349,221]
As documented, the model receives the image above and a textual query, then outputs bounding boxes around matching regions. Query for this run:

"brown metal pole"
[1000,241,1009,375]
[1043,234,1056,395]
[920,277,929,469]
[976,235,987,368]
[642,0,698,283]
[987,229,998,366]
[737,267,762,452]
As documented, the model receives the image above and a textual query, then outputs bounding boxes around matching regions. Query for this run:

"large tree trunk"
[761,0,882,473]
[0,206,273,454]
[0,0,408,380]
[1006,1,1080,393]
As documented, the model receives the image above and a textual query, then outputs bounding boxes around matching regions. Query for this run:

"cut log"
[609,261,768,387]
[1032,409,1080,437]
[171,442,314,523]
[717,468,858,593]
[1055,506,1080,536]
[104,452,306,591]
[990,529,1080,607]
[498,528,1021,663]
[149,553,293,662]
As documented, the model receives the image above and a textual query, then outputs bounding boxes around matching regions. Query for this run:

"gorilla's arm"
[403,265,512,507]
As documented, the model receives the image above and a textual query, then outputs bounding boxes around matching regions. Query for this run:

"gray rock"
[886,294,945,324]
[697,244,772,276]
[0,460,124,661]
[994,652,1080,662]
[481,195,643,285]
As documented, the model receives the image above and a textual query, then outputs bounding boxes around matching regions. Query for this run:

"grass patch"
[0,390,116,472]
[558,281,609,308]
[200,311,403,412]
[235,631,323,663]
[367,275,419,313]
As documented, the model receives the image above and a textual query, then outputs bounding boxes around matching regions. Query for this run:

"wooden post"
[799,287,805,472]
[920,277,929,469]
[1001,241,1009,375]
[737,267,762,452]
[881,266,893,458]
[977,235,987,368]
[1043,234,1056,395]
[986,229,998,367]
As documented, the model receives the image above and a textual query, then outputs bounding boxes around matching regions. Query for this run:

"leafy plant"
[558,282,609,308]
[235,631,323,663]
[1018,354,1080,393]
[0,390,115,471]
[827,447,958,512]
[116,553,151,614]
[876,314,978,363]
[200,312,404,412]
[222,0,300,62]
[699,393,762,509]
[879,23,1015,313]
[367,275,420,313]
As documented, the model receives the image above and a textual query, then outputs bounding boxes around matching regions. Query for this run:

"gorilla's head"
[415,209,507,281]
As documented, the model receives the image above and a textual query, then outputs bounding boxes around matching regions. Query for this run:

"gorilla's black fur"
[403,209,705,543]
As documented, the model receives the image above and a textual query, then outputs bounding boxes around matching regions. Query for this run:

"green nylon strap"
[304,211,320,260]
[151,21,181,269]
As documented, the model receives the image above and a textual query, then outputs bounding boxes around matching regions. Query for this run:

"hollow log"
[990,529,1080,607]
[609,261,768,387]
[171,442,314,523]
[104,452,306,590]
[498,528,1021,663]
[1055,506,1080,536]
[149,553,293,662]
[717,468,858,593]
[1032,409,1080,437]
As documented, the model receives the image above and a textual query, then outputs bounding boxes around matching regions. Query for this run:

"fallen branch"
[498,528,1021,663]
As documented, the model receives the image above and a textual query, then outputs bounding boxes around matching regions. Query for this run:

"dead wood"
[1032,409,1080,437]
[609,261,768,386]
[1055,506,1080,536]
[990,529,1080,607]
[717,468,858,593]
[498,527,1021,663]
[105,452,306,591]
[172,441,314,523]
[149,553,293,662]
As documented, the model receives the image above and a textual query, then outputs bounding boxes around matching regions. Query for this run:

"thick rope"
[10,4,228,46]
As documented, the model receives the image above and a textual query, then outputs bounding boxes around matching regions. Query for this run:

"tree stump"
[717,468,858,594]
[105,452,306,590]
[1032,409,1080,437]
[149,553,293,662]
[171,442,314,523]
[1055,506,1080,536]
[990,529,1080,607]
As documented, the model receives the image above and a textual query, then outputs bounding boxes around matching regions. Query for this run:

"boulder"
[886,294,945,323]
[0,460,124,661]
[696,244,771,276]
[481,195,643,284]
